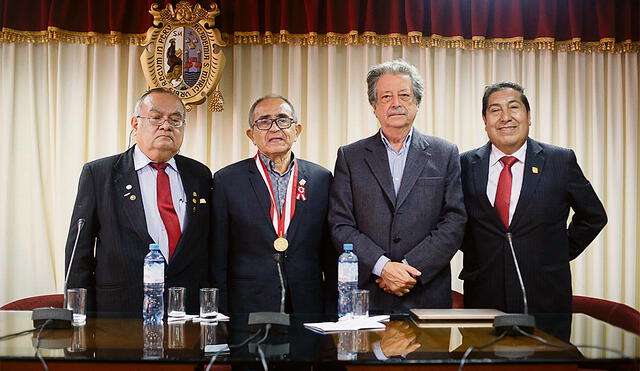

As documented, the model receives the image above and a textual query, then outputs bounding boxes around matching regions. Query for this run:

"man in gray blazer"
[329,60,467,314]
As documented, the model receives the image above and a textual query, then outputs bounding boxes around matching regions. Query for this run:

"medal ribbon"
[254,152,298,238]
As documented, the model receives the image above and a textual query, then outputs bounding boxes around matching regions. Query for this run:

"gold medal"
[274,237,289,252]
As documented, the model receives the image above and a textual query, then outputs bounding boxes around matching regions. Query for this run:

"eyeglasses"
[137,116,185,128]
[253,117,295,130]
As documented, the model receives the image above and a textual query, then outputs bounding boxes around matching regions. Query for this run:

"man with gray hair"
[65,88,213,316]
[212,94,336,315]
[329,60,466,313]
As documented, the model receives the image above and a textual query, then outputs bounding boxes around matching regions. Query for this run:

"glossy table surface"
[0,311,637,367]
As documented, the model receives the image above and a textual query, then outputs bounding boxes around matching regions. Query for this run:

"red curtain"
[1,0,638,49]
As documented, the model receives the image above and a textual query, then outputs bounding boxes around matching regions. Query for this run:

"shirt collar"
[490,141,527,167]
[380,126,413,154]
[133,145,178,172]
[258,151,296,176]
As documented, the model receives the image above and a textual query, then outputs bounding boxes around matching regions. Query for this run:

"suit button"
[393,237,401,243]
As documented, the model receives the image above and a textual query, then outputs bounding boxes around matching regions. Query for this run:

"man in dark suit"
[460,82,607,315]
[329,60,467,314]
[65,88,212,316]
[212,94,335,315]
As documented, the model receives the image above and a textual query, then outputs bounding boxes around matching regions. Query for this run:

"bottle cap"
[149,243,160,251]
[343,243,353,251]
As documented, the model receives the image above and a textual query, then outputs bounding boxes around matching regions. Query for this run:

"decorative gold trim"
[1,27,146,45]
[1,27,638,53]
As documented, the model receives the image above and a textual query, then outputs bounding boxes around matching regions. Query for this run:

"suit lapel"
[364,133,396,206]
[170,155,197,262]
[510,138,545,229]
[395,130,430,209]
[471,142,495,212]
[284,161,307,244]
[248,159,277,235]
[114,148,153,245]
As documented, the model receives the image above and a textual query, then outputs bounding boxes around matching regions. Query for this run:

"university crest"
[140,1,226,111]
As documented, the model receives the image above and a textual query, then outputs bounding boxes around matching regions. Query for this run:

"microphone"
[32,218,86,329]
[492,232,536,336]
[273,253,287,313]
[247,253,290,327]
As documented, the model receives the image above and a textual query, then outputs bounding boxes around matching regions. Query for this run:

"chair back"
[0,294,64,310]
[573,295,640,336]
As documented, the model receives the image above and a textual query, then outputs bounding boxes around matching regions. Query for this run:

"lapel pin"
[130,195,137,201]
[193,206,196,212]
[299,179,306,186]
[193,191,197,197]
[199,198,207,204]
[126,184,132,190]
[532,167,539,174]
[192,198,197,204]
[124,192,131,197]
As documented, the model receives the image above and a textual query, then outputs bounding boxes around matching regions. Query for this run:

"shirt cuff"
[372,341,389,360]
[373,256,391,277]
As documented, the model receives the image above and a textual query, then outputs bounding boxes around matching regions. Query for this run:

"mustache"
[388,108,408,115]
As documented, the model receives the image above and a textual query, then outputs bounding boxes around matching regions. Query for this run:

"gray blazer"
[328,129,467,313]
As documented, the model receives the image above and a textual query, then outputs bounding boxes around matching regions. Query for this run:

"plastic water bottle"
[338,243,358,319]
[143,243,165,323]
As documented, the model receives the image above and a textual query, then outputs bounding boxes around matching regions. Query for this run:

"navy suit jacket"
[212,157,336,315]
[460,138,607,313]
[329,129,467,313]
[64,146,213,316]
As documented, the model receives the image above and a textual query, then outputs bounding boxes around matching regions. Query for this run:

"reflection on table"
[0,311,636,369]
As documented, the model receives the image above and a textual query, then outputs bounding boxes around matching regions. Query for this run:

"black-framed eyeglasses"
[137,116,185,128]
[252,117,295,130]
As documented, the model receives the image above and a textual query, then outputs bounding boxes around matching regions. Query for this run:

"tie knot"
[150,162,168,171]
[500,156,517,168]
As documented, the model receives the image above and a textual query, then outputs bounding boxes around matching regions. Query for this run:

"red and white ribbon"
[254,152,298,237]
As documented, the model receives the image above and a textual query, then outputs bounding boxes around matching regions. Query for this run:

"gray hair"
[366,59,424,106]
[482,82,531,115]
[247,94,299,127]
[132,87,186,118]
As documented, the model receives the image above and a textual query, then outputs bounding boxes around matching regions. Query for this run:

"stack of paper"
[304,315,389,333]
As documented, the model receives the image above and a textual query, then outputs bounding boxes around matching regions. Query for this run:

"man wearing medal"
[212,94,335,315]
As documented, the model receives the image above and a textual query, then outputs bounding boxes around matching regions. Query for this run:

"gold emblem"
[199,198,207,204]
[140,1,226,111]
[193,191,197,197]
[273,237,289,252]
[192,198,197,203]
[532,167,539,174]
[130,195,137,201]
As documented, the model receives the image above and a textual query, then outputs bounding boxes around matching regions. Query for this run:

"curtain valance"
[1,0,638,52]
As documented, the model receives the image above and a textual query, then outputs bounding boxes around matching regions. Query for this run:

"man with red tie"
[459,82,607,317]
[65,88,212,316]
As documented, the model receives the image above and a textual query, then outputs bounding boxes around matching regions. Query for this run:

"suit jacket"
[64,146,213,316]
[328,129,467,313]
[460,138,607,313]
[212,157,336,315]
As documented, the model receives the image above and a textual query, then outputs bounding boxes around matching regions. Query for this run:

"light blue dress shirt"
[372,128,413,276]
[134,145,186,262]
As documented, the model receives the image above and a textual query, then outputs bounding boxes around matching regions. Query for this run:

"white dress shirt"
[486,142,527,226]
[134,145,187,262]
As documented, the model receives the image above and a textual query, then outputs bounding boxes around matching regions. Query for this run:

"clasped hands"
[376,261,421,296]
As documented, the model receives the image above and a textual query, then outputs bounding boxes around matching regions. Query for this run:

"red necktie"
[494,156,518,229]
[150,162,181,260]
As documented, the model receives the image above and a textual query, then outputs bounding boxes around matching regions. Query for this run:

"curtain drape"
[1,0,637,51]
[1,40,637,307]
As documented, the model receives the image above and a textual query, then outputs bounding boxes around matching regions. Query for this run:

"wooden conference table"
[0,311,637,370]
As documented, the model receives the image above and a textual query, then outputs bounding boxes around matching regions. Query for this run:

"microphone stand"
[32,219,85,329]
[493,233,536,336]
[247,253,290,327]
